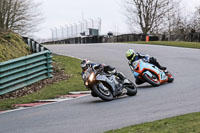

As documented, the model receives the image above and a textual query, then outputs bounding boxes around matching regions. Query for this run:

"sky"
[33,0,200,40]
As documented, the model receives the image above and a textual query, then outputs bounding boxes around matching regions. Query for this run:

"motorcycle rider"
[126,49,167,85]
[81,59,126,83]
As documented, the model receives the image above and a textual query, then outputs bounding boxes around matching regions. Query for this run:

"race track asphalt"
[0,43,200,133]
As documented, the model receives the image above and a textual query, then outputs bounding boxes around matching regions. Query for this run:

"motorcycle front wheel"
[92,83,113,101]
[166,71,174,83]
[142,73,160,86]
[91,90,98,97]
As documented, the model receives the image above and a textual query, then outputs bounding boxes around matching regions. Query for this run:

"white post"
[41,47,44,52]
[54,27,58,41]
[50,28,53,41]
[90,18,94,29]
[74,23,78,37]
[70,24,73,38]
[36,44,39,52]
[65,25,68,38]
[79,21,83,34]
[61,26,64,39]
[84,19,88,35]
[32,41,35,52]
[98,18,101,35]
[28,38,31,46]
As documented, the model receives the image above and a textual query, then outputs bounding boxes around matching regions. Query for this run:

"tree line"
[0,0,199,38]
[0,0,42,35]
[125,0,200,36]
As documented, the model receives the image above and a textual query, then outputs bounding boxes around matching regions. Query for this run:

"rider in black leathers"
[81,59,126,82]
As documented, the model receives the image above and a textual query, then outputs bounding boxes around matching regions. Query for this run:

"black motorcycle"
[82,67,137,101]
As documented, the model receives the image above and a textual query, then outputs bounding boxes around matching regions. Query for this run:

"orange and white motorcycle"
[129,59,174,86]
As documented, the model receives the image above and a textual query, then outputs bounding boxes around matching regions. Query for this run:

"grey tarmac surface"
[0,43,200,133]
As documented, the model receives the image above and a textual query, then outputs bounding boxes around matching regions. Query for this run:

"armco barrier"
[0,50,53,95]
[23,37,49,53]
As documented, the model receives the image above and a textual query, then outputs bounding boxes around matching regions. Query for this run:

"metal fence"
[161,32,200,42]
[50,18,102,41]
[23,37,49,53]
[43,33,160,44]
[0,50,53,95]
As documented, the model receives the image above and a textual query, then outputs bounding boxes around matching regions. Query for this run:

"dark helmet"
[80,59,91,71]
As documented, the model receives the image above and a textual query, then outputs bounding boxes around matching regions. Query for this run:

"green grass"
[0,55,86,110]
[127,41,200,49]
[106,112,200,133]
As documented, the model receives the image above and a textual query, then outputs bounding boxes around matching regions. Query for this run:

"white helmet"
[80,59,91,71]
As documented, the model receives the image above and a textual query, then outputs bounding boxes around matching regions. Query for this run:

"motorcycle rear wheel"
[142,73,160,86]
[125,81,137,96]
[92,83,113,101]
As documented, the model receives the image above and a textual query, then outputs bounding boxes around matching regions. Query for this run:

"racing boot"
[154,61,167,70]
[115,71,126,83]
[150,57,167,70]
[163,69,169,74]
[106,68,126,82]
[159,66,167,70]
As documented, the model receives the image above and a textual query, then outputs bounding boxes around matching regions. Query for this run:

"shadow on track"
[137,85,155,89]
[80,95,138,105]
[137,82,170,89]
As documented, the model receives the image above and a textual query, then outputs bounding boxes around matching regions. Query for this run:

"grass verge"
[0,32,31,62]
[0,54,86,110]
[106,112,200,133]
[127,41,200,49]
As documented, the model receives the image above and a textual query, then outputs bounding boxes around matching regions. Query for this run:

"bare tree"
[157,0,180,35]
[189,6,200,32]
[124,0,176,35]
[0,0,43,35]
[168,6,200,36]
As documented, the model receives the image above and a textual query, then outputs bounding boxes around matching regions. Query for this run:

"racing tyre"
[142,73,160,87]
[92,83,113,101]
[166,71,174,83]
[125,81,137,96]
[91,90,98,97]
